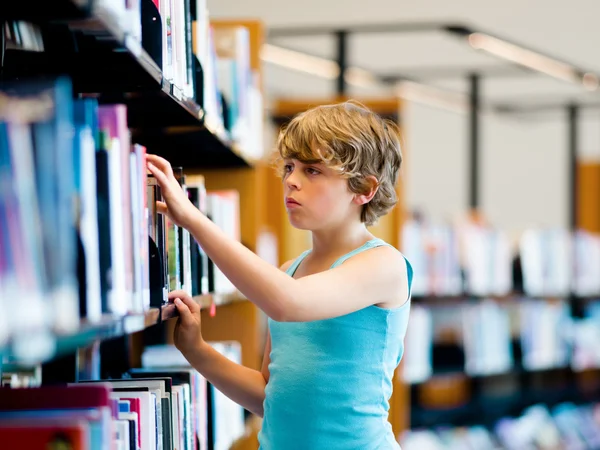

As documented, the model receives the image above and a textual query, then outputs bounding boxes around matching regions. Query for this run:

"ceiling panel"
[269,35,335,60]
[349,31,501,72]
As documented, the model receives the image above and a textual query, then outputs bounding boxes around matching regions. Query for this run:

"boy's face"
[283,158,358,230]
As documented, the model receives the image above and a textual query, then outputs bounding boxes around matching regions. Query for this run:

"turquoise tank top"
[258,238,413,450]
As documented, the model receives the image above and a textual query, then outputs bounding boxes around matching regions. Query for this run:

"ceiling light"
[582,73,599,91]
[344,67,379,88]
[261,44,339,79]
[261,44,468,113]
[467,32,596,91]
[395,81,469,114]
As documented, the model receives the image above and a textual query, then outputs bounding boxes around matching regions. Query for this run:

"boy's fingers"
[147,154,174,178]
[179,294,200,314]
[168,289,188,300]
[147,161,170,188]
[156,201,168,215]
[173,298,196,324]
[169,291,200,314]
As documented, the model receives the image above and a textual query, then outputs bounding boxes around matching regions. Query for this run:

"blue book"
[0,76,79,333]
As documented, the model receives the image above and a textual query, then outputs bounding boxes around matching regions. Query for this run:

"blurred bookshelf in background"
[401,213,600,448]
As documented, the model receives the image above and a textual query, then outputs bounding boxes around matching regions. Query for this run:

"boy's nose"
[285,171,301,190]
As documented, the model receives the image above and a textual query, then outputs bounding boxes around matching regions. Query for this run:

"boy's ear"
[353,176,379,206]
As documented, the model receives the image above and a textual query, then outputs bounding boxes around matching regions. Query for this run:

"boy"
[147,100,413,449]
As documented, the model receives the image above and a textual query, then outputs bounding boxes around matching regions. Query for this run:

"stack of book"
[0,341,243,450]
[3,0,264,159]
[402,402,600,450]
[0,77,241,363]
[402,217,462,297]
[402,216,513,297]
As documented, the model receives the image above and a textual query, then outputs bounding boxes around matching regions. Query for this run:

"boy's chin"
[288,216,314,231]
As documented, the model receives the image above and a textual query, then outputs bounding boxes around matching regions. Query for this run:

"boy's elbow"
[268,306,289,322]
[266,294,299,322]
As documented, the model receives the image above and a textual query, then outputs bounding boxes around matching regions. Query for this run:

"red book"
[0,385,111,410]
[0,422,89,449]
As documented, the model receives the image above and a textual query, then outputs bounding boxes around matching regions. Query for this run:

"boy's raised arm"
[147,155,407,323]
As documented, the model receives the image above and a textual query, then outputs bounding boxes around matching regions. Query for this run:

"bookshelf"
[1,1,267,449]
[2,0,252,168]
[399,215,600,447]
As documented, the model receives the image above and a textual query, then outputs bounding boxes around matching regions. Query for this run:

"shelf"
[2,289,249,362]
[160,291,247,321]
[412,293,600,304]
[409,365,576,386]
[2,0,91,21]
[0,291,247,368]
[1,0,252,168]
[134,127,251,169]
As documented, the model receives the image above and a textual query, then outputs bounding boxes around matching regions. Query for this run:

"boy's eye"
[283,164,293,173]
[306,168,320,175]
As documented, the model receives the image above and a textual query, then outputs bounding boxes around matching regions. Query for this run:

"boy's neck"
[310,223,374,258]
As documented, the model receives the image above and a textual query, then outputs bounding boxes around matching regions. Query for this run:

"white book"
[464,226,490,296]
[108,379,170,450]
[521,229,545,297]
[135,146,151,311]
[173,0,186,92]
[110,391,156,450]
[182,226,193,296]
[169,387,182,450]
[79,127,102,322]
[402,305,432,383]
[211,342,245,450]
[108,137,129,315]
[118,412,140,450]
[491,230,512,296]
[129,152,143,313]
[161,0,174,80]
[181,383,193,450]
[546,229,571,296]
[115,419,131,450]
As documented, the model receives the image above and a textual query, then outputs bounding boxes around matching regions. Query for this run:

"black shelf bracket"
[469,73,481,211]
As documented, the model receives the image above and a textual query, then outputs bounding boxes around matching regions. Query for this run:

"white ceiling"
[208,0,600,110]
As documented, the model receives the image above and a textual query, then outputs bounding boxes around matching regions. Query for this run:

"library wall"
[404,102,583,236]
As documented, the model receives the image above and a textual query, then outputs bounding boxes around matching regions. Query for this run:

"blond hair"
[276,100,403,226]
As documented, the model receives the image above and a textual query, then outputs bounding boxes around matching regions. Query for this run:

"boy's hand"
[169,290,205,356]
[146,154,197,229]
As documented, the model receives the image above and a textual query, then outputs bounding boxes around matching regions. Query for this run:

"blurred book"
[402,304,433,383]
[572,230,600,297]
[0,77,79,362]
[403,401,600,450]
[186,175,210,296]
[521,228,572,298]
[460,222,512,297]
[462,300,513,376]
[402,217,458,296]
[520,299,570,371]
[570,301,600,371]
[206,190,240,295]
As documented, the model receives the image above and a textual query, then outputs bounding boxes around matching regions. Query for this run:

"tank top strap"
[404,256,414,299]
[330,238,414,299]
[330,238,392,269]
[286,249,312,276]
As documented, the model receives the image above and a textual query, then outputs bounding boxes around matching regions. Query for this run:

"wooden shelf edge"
[158,292,248,322]
[1,293,247,366]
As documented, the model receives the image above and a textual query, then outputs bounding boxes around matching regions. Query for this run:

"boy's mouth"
[285,197,301,207]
